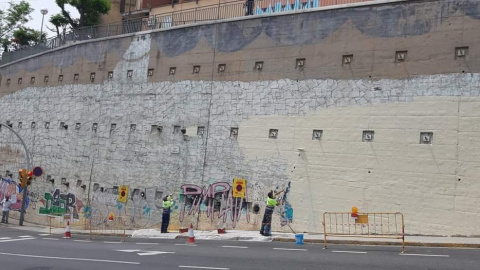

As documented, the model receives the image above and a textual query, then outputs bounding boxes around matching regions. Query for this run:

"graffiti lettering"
[179,182,250,228]
[39,189,79,219]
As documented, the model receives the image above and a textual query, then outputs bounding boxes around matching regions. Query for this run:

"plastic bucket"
[295,233,304,245]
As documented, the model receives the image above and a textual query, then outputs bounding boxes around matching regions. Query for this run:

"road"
[1,223,479,270]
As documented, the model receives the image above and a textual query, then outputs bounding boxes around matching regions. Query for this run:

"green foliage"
[0,1,34,52]
[55,0,111,28]
[49,13,70,36]
[12,27,45,48]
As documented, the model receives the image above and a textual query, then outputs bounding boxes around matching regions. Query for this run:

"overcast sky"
[0,0,80,38]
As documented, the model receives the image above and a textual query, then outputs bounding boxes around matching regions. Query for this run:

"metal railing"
[0,0,373,65]
[323,212,406,252]
[88,215,127,241]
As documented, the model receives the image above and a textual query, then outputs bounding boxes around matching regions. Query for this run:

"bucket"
[295,233,304,245]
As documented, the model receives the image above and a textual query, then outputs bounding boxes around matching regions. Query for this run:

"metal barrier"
[88,216,126,242]
[46,214,84,235]
[323,212,405,252]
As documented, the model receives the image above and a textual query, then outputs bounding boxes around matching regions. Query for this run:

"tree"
[0,1,33,52]
[11,27,45,50]
[56,0,111,28]
[49,13,70,37]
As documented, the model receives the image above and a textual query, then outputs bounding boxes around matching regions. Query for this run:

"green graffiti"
[39,192,67,216]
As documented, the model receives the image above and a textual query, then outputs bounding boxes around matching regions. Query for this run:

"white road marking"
[117,250,141,253]
[332,250,367,254]
[179,266,229,270]
[74,240,91,243]
[273,248,308,251]
[175,244,197,246]
[0,237,11,240]
[0,251,140,265]
[38,234,50,236]
[104,241,122,244]
[138,251,175,256]
[0,238,35,243]
[42,238,59,241]
[18,235,33,238]
[400,253,450,258]
[221,246,248,249]
[136,242,159,245]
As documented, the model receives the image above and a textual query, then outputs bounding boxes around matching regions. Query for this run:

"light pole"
[40,8,48,42]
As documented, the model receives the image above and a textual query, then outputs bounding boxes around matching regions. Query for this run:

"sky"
[0,0,80,38]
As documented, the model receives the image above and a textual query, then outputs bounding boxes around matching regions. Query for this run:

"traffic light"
[27,171,33,186]
[18,169,27,188]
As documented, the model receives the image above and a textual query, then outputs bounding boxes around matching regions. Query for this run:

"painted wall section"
[0,74,479,235]
[0,0,479,236]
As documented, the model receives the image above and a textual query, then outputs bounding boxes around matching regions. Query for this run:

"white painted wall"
[0,73,479,236]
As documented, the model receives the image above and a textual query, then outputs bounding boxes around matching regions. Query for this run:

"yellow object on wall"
[118,185,129,203]
[233,178,246,198]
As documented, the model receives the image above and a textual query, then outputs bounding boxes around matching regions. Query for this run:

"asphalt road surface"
[1,223,479,270]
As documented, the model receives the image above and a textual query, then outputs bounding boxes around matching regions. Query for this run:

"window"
[420,132,433,144]
[362,130,374,142]
[269,129,278,139]
[312,130,323,140]
[395,51,407,62]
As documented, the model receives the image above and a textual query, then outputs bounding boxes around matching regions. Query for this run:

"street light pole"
[40,8,48,42]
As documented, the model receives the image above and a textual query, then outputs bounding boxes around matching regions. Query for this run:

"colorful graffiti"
[179,181,250,228]
[278,182,294,227]
[0,178,27,211]
[89,187,162,228]
[39,189,83,219]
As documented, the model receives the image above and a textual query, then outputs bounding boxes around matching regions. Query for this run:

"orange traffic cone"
[187,223,195,244]
[64,221,72,239]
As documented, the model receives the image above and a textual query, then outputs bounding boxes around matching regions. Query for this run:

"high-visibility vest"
[267,197,277,207]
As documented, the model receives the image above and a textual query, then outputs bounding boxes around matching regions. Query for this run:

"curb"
[177,235,480,248]
[176,235,274,242]
[273,237,480,248]
[72,232,128,237]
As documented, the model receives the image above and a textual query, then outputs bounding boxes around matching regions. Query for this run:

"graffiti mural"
[278,182,294,227]
[39,189,83,219]
[179,181,250,228]
[0,178,27,211]
[89,186,163,228]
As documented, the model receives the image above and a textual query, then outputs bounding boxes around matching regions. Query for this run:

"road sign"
[118,185,129,203]
[233,178,246,198]
[32,166,43,177]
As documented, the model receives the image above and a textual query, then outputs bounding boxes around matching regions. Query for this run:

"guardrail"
[0,0,373,65]
[323,212,405,252]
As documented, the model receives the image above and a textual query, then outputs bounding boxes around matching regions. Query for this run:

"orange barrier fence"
[88,216,126,241]
[323,212,405,252]
[46,214,84,235]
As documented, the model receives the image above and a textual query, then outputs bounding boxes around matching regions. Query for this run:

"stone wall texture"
[0,0,480,236]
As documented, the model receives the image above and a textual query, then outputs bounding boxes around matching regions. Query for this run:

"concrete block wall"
[0,0,479,235]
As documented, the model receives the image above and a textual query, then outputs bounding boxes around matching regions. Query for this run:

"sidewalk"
[3,220,480,248]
